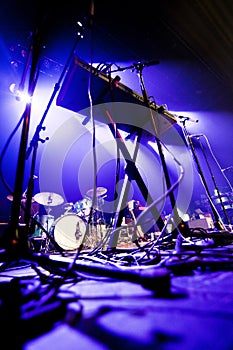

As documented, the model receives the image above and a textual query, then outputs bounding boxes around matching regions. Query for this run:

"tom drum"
[74,197,92,217]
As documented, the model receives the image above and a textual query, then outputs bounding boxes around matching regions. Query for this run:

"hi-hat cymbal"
[7,194,35,202]
[34,192,64,206]
[86,187,107,198]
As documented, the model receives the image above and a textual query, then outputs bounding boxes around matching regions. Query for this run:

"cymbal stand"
[180,118,226,231]
[95,197,106,224]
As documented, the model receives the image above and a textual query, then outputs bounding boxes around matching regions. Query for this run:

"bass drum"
[52,213,86,251]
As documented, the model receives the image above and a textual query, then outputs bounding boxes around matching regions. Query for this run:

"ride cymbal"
[34,192,64,206]
[86,187,107,198]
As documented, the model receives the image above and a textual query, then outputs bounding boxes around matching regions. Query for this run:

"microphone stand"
[134,62,190,239]
[2,19,88,261]
[180,119,226,231]
[197,137,231,227]
[2,26,43,259]
[24,24,86,241]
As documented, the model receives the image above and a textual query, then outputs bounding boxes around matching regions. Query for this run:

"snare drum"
[52,213,86,251]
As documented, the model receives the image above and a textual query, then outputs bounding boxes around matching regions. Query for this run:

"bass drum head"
[53,213,86,251]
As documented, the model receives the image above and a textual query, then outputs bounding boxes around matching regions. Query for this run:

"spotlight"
[9,83,31,102]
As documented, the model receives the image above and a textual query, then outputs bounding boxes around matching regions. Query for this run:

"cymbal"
[34,192,64,206]
[7,194,35,202]
[86,187,107,198]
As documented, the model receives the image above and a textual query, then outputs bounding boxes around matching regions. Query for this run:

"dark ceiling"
[1,0,233,111]
[0,0,233,221]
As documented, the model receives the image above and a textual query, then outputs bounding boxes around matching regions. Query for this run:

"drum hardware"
[82,187,108,224]
[74,192,107,225]
[63,202,74,214]
[30,214,55,252]
[127,200,145,241]
[82,223,107,250]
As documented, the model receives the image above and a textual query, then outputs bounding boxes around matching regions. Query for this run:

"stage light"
[9,83,31,103]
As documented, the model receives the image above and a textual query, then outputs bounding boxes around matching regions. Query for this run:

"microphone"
[142,60,160,67]
[189,134,204,138]
[178,116,199,123]
[133,60,160,69]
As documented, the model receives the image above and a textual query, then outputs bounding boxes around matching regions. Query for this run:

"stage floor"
[0,227,233,349]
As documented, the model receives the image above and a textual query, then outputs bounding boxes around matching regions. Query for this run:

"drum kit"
[7,187,108,252]
[53,187,107,251]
